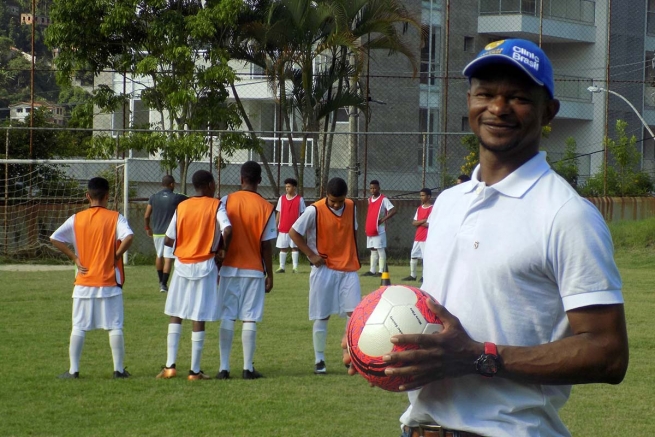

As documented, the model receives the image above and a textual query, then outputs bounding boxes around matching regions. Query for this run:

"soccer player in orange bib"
[50,177,134,379]
[290,177,361,375]
[216,161,276,380]
[157,170,232,381]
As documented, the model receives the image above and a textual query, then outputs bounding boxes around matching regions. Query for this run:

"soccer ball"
[347,285,443,392]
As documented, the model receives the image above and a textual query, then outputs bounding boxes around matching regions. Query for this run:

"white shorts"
[276,232,297,249]
[411,241,425,259]
[217,276,265,322]
[366,233,387,249]
[309,266,361,320]
[72,295,124,331]
[153,235,175,258]
[165,268,219,321]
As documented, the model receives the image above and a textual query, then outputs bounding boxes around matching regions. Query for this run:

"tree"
[549,137,579,188]
[227,0,418,196]
[460,134,478,177]
[46,0,248,193]
[579,120,653,197]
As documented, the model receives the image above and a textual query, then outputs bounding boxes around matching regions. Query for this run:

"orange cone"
[380,263,391,286]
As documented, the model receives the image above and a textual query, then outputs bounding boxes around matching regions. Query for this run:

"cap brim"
[462,54,546,88]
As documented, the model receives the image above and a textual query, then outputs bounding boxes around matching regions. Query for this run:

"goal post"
[1,158,129,262]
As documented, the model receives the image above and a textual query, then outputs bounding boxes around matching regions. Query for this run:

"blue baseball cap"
[462,39,555,99]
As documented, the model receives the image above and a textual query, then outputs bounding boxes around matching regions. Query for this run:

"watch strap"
[484,342,497,357]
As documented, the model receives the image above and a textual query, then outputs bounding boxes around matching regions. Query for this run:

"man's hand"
[265,276,273,293]
[382,298,482,391]
[308,252,326,267]
[146,228,153,237]
[75,257,88,275]
[341,333,358,376]
[215,249,226,264]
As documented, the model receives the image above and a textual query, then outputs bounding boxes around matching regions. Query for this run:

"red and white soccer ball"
[347,285,443,392]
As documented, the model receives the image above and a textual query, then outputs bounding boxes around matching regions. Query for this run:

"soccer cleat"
[242,367,263,380]
[159,283,168,293]
[188,370,211,381]
[113,368,131,379]
[275,268,285,273]
[58,371,79,379]
[156,365,177,379]
[360,271,377,277]
[215,370,230,380]
[401,275,417,281]
[292,268,298,274]
[314,360,327,375]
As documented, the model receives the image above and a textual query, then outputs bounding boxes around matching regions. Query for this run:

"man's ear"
[543,98,560,126]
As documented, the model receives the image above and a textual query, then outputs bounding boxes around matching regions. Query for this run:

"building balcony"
[478,0,596,43]
[554,75,593,120]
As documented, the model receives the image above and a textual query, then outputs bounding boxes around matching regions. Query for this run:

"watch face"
[475,355,498,377]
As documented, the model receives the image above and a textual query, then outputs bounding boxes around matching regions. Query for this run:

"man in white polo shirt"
[347,39,629,437]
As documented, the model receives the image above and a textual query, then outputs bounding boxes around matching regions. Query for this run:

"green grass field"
[1,249,654,436]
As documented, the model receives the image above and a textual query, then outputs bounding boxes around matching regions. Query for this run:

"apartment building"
[94,0,654,197]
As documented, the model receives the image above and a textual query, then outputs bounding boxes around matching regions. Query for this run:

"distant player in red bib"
[361,180,396,277]
[275,178,305,273]
[50,177,134,379]
[402,188,433,282]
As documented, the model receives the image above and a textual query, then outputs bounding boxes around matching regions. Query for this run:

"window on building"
[335,108,349,123]
[420,25,441,85]
[16,108,23,113]
[464,36,475,53]
[649,0,655,35]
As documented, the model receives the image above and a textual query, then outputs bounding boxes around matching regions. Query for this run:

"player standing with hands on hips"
[51,177,134,379]
[345,39,629,437]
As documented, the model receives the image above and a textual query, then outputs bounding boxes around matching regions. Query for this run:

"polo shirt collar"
[469,151,551,198]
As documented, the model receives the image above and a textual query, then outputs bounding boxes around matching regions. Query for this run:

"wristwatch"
[474,342,500,377]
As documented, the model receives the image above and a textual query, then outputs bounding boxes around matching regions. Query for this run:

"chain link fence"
[3,0,655,261]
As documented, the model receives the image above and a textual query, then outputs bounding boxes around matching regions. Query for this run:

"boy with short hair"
[144,175,187,292]
[216,161,276,380]
[289,177,361,375]
[362,179,396,277]
[402,188,433,282]
[275,178,305,273]
[157,170,232,381]
[50,177,134,379]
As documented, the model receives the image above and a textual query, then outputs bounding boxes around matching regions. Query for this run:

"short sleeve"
[116,214,134,241]
[292,205,316,236]
[413,209,418,220]
[165,212,178,240]
[384,197,395,211]
[217,204,231,231]
[549,198,623,311]
[50,215,76,244]
[261,213,277,241]
[299,197,306,214]
[276,197,282,212]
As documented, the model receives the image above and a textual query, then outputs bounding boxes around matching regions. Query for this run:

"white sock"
[370,251,379,273]
[242,323,257,371]
[292,251,299,269]
[279,252,287,269]
[313,319,328,363]
[219,319,235,372]
[108,329,125,372]
[191,331,205,374]
[166,323,182,368]
[378,248,387,273]
[410,259,418,278]
[69,328,85,374]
